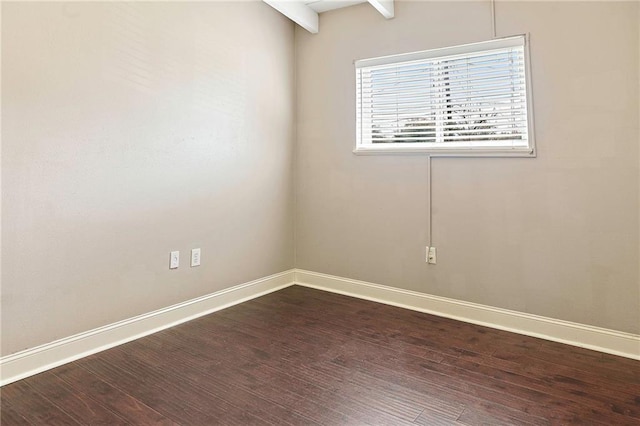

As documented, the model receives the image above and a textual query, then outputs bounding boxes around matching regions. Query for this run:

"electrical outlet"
[428,246,437,264]
[170,251,179,269]
[191,248,201,267]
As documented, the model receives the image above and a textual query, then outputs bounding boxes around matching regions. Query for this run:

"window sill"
[353,145,536,158]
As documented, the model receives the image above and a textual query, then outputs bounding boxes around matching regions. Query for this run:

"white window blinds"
[355,35,535,156]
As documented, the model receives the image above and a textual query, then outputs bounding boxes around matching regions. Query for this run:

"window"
[355,35,535,156]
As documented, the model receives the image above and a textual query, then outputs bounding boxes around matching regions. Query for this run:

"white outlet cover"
[191,248,201,267]
[428,247,437,264]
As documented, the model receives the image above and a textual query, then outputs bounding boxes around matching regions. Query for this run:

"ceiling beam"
[263,1,319,34]
[367,0,394,19]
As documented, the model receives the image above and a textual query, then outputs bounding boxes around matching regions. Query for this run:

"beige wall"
[2,0,638,359]
[295,1,640,333]
[1,2,295,356]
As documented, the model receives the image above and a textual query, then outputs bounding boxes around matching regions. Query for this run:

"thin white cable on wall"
[491,0,497,38]
[424,1,497,250]
[427,155,432,248]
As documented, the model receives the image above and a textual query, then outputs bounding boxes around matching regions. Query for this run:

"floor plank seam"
[53,363,176,425]
[23,380,86,426]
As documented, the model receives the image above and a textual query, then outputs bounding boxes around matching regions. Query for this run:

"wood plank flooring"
[2,285,639,425]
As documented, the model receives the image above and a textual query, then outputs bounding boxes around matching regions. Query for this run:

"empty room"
[1,0,639,424]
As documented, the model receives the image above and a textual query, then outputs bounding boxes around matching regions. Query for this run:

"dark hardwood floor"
[2,285,639,425]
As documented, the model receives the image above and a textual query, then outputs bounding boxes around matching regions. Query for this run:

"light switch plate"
[170,251,179,269]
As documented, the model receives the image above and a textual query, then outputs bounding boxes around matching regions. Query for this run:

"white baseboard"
[0,270,295,386]
[294,269,640,360]
[3,268,637,387]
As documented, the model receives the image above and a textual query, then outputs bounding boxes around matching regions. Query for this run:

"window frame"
[354,35,536,157]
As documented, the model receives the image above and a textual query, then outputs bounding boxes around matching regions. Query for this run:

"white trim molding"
[3,268,637,387]
[367,0,394,19]
[0,270,295,386]
[294,269,640,360]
